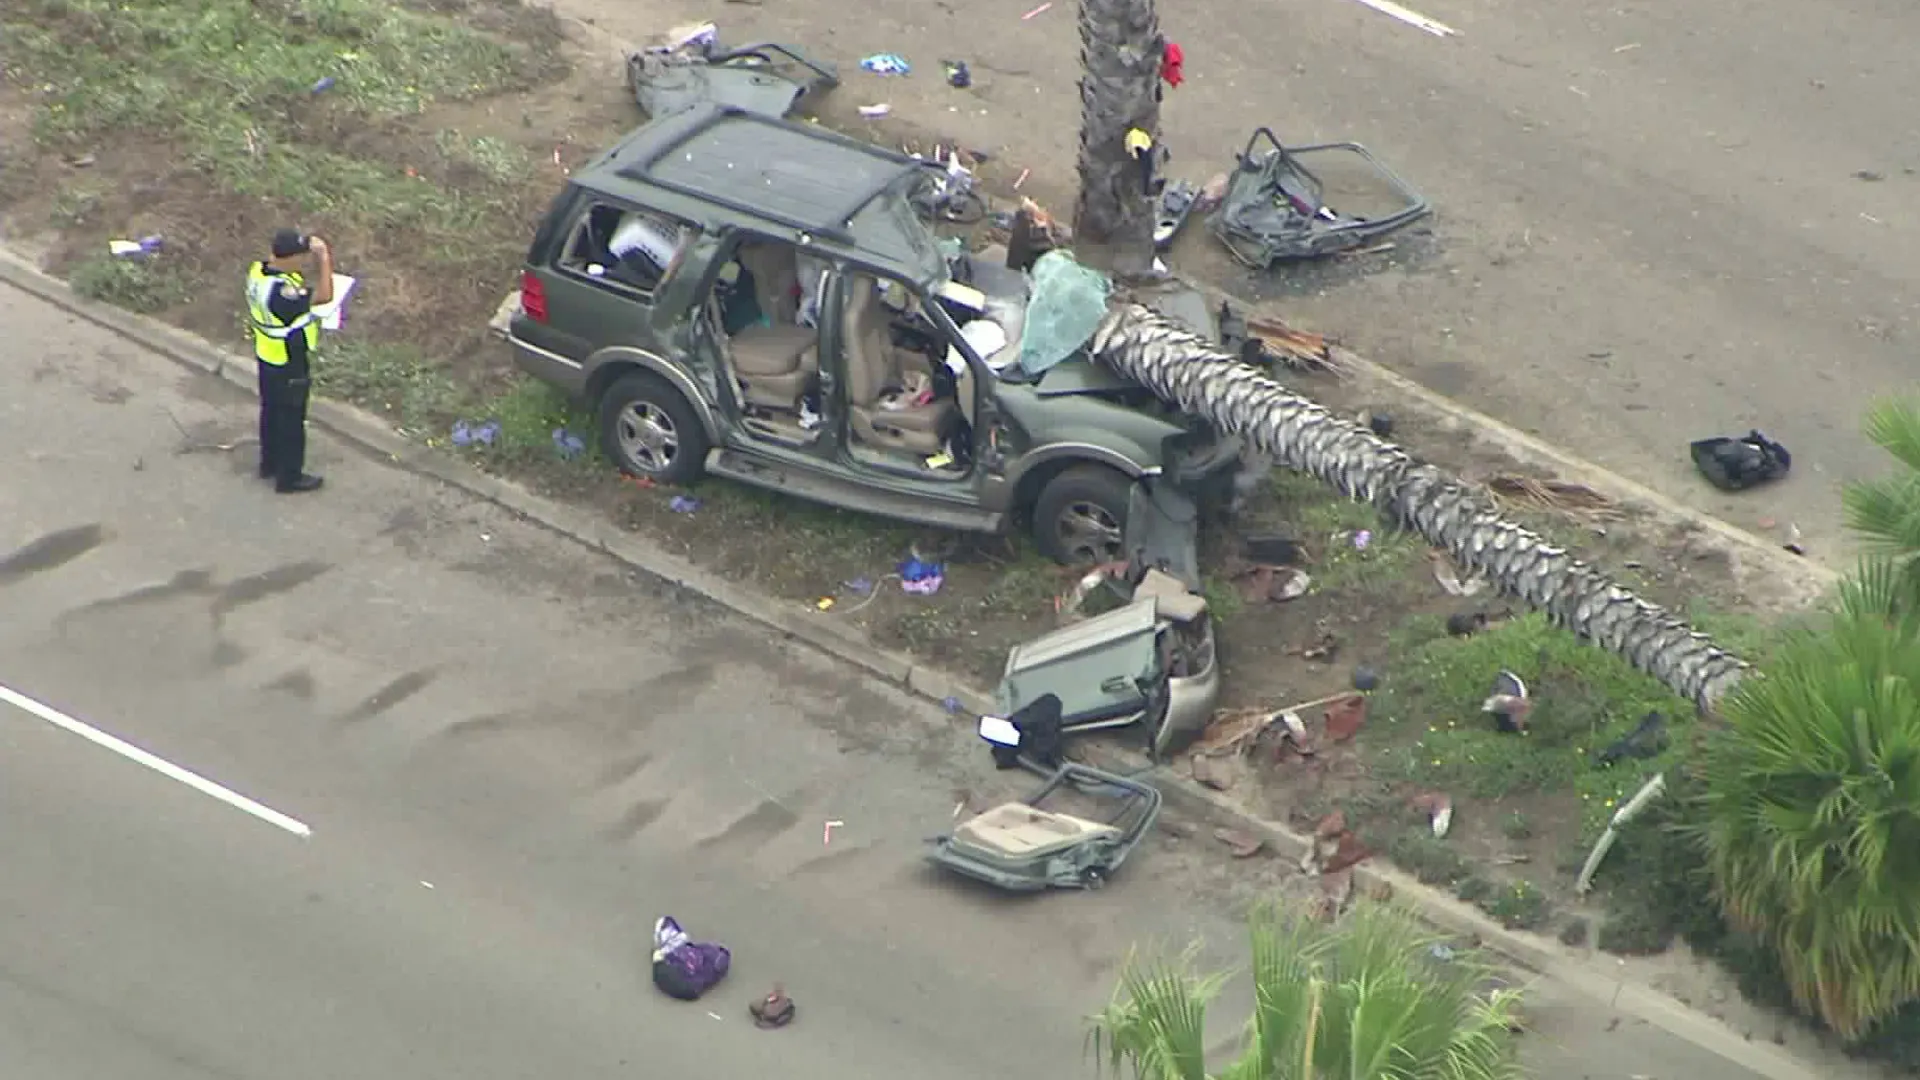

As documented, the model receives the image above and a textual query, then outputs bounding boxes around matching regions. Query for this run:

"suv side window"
[553,202,696,297]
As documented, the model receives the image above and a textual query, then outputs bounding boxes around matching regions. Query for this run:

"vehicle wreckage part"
[626,41,839,121]
[597,372,711,485]
[1088,303,1750,709]
[926,763,1163,892]
[1208,128,1430,268]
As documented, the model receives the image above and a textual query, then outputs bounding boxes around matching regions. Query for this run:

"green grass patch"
[68,252,195,313]
[1270,470,1425,592]
[1368,612,1692,835]
[1,0,559,267]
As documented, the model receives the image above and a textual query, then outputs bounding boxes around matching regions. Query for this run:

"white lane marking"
[0,682,312,838]
[1346,0,1457,37]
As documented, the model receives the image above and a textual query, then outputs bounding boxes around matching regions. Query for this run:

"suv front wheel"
[596,373,710,486]
[1033,464,1132,565]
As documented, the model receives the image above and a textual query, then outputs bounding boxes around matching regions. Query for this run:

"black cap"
[270,228,310,258]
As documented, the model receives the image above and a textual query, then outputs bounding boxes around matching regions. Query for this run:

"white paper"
[977,715,1021,748]
[311,274,357,331]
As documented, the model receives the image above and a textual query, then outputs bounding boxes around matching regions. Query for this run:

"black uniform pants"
[257,354,311,486]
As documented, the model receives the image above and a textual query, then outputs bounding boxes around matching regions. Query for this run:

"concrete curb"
[0,247,1824,1079]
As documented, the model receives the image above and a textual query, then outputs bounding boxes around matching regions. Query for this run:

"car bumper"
[506,332,588,399]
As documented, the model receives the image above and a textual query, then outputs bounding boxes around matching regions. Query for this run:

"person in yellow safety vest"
[247,228,335,493]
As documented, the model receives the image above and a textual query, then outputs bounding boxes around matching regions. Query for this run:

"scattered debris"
[310,76,337,95]
[1348,663,1378,690]
[750,984,797,1028]
[1362,410,1394,437]
[651,915,732,1001]
[1483,670,1531,733]
[1244,313,1338,372]
[1189,751,1240,791]
[1429,550,1488,596]
[1154,180,1199,251]
[1160,41,1185,88]
[1210,128,1430,267]
[860,54,912,76]
[941,59,972,88]
[927,763,1162,892]
[1233,563,1310,603]
[551,428,587,459]
[1195,171,1230,213]
[450,419,500,448]
[1352,529,1373,551]
[1595,711,1667,766]
[669,494,701,513]
[1689,430,1792,492]
[899,555,945,595]
[858,103,891,118]
[62,152,97,168]
[1020,1,1053,18]
[107,236,164,259]
[1214,827,1265,858]
[1781,520,1806,556]
[1321,693,1367,742]
[626,32,838,120]
[1301,811,1371,876]
[1446,611,1488,637]
[1854,169,1885,182]
[823,819,845,844]
[1410,791,1454,838]
[1288,632,1340,662]
[1487,474,1618,517]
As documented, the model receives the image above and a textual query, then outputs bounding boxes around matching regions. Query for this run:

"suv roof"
[570,103,947,284]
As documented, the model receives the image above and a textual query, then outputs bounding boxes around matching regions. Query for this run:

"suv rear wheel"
[597,373,710,485]
[1033,464,1132,565]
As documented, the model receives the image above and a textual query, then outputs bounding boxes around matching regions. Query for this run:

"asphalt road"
[553,0,1919,562]
[0,280,1874,1077]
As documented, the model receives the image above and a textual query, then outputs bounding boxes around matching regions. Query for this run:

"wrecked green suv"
[507,103,1242,564]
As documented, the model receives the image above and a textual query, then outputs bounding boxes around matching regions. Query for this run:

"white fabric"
[610,214,683,268]
[946,318,1009,375]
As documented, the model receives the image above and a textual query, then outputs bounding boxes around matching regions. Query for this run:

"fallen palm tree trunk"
[1091,303,1749,708]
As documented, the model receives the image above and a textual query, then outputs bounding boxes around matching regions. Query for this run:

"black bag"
[1690,430,1791,492]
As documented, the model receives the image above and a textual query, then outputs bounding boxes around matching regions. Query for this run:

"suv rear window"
[555,203,696,295]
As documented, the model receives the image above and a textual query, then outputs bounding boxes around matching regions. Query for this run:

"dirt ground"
[0,0,1793,956]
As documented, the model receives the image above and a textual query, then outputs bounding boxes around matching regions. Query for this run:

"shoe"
[275,473,324,494]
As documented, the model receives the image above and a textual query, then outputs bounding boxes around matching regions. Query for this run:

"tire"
[596,373,709,485]
[1032,464,1133,566]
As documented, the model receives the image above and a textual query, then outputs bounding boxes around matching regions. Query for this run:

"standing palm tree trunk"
[1092,303,1750,708]
[1072,0,1161,277]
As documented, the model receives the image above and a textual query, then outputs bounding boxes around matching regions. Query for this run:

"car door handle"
[1101,676,1131,695]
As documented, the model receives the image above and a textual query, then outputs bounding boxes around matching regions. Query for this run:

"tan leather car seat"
[725,242,815,410]
[842,279,956,456]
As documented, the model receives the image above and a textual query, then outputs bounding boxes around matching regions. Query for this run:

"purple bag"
[650,916,731,1001]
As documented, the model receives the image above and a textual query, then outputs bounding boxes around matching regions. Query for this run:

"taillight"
[520,269,548,323]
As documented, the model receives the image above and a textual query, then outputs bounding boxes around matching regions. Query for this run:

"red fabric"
[1160,42,1185,88]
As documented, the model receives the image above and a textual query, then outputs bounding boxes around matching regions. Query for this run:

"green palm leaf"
[1089,903,1522,1080]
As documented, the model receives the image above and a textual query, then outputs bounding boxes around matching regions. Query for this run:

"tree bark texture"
[1091,303,1752,709]
[1072,0,1161,277]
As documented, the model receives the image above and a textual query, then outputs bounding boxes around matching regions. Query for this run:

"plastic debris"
[669,495,701,514]
[843,576,874,595]
[450,419,500,448]
[815,597,835,611]
[1410,792,1454,838]
[859,54,912,76]
[1352,529,1373,551]
[551,428,587,459]
[1020,1,1052,18]
[107,235,163,259]
[1351,665,1381,692]
[1690,430,1791,492]
[1018,251,1112,376]
[310,76,336,95]
[942,695,963,715]
[1483,670,1531,733]
[857,103,891,118]
[941,59,972,88]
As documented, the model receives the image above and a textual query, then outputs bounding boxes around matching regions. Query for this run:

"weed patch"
[1270,470,1424,593]
[1367,612,1692,835]
[68,252,193,313]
